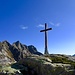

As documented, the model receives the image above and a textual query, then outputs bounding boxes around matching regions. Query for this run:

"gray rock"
[11,41,31,61]
[18,55,75,75]
[0,40,42,62]
[0,40,15,65]
[28,45,43,55]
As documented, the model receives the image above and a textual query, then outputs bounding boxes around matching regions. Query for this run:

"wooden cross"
[40,23,52,54]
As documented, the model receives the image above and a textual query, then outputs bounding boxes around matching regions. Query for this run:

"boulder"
[18,55,75,75]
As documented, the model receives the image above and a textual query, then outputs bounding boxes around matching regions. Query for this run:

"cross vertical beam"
[45,23,48,54]
[40,23,52,54]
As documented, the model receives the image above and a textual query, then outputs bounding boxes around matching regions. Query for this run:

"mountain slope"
[28,45,43,55]
[0,41,15,65]
[10,41,31,61]
[0,40,42,62]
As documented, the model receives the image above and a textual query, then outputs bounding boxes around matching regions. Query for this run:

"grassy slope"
[44,54,75,67]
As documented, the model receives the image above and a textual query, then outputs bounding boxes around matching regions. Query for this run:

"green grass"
[44,55,75,67]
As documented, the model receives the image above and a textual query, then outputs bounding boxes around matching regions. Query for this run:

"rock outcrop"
[10,41,31,61]
[0,40,75,75]
[0,40,42,62]
[17,55,75,75]
[0,40,42,75]
[28,45,43,55]
[0,41,15,65]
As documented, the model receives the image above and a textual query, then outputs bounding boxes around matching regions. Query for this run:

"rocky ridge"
[0,40,42,75]
[0,40,75,75]
[0,40,42,64]
[16,55,75,75]
[0,41,15,65]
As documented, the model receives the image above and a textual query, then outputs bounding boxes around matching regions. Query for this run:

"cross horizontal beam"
[40,23,52,54]
[40,28,52,32]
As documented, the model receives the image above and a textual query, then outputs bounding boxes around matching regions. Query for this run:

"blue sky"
[0,0,75,55]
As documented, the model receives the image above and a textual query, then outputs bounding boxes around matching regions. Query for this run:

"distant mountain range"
[0,40,42,63]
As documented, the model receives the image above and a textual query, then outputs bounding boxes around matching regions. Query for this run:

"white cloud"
[49,21,60,27]
[55,23,60,26]
[50,22,55,26]
[20,25,28,30]
[37,24,44,28]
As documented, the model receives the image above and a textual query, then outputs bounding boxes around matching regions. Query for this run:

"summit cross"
[40,23,52,54]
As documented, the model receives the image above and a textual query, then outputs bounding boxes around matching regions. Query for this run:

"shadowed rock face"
[0,41,75,75]
[17,55,75,75]
[28,45,43,55]
[0,40,42,62]
[0,41,15,65]
[11,41,31,61]
[0,41,43,74]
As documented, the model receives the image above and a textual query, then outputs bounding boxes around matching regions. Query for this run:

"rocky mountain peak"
[13,41,21,46]
[0,41,15,65]
[13,40,20,44]
[2,40,11,47]
[12,41,27,51]
[0,40,42,62]
[28,45,43,55]
[28,45,37,53]
[2,40,9,43]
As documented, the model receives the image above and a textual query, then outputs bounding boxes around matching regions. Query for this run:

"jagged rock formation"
[0,40,42,74]
[17,55,75,75]
[0,41,15,65]
[10,41,31,61]
[1,54,75,75]
[0,40,42,62]
[28,45,43,55]
[1,40,75,75]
